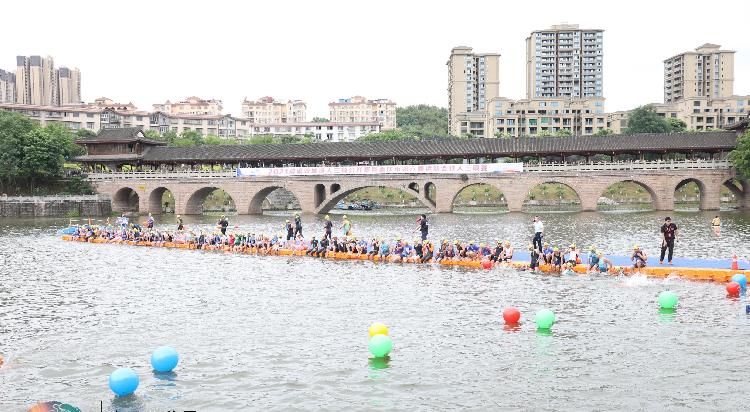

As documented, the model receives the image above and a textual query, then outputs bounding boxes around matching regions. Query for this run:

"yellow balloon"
[368,322,389,337]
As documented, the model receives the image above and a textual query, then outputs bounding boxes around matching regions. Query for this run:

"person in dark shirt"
[659,216,677,265]
[294,213,303,238]
[416,214,429,241]
[285,219,294,240]
[218,215,229,235]
[323,215,333,240]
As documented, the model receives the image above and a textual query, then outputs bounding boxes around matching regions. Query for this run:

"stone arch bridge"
[88,160,746,214]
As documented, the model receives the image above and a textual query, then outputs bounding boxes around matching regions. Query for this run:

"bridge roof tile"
[79,131,738,164]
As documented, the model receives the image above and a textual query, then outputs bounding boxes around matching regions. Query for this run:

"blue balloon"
[109,368,139,396]
[731,274,747,289]
[151,346,179,373]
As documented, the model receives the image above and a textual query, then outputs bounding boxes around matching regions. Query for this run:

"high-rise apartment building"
[447,46,501,136]
[152,96,223,116]
[241,96,306,124]
[526,24,603,100]
[664,43,735,103]
[57,67,81,105]
[0,69,16,103]
[328,96,396,130]
[14,55,81,105]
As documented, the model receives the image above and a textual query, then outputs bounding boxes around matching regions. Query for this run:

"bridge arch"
[450,182,507,212]
[248,186,303,214]
[148,186,176,214]
[597,179,657,211]
[314,183,435,214]
[184,187,237,215]
[523,180,582,212]
[674,177,707,210]
[112,187,140,212]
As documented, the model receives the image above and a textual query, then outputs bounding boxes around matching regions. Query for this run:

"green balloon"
[534,309,556,329]
[658,291,678,309]
[368,334,393,358]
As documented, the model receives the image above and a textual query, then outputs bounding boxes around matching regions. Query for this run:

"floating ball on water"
[368,334,393,358]
[731,274,747,289]
[368,322,389,337]
[502,307,521,324]
[108,367,139,397]
[726,282,741,297]
[658,291,678,309]
[534,309,556,330]
[151,346,179,373]
[482,260,492,270]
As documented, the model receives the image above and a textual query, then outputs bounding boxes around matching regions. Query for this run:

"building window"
[693,101,701,106]
[87,113,94,118]
[86,122,95,129]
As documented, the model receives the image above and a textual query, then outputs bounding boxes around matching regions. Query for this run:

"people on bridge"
[323,215,333,240]
[218,215,229,235]
[416,214,429,241]
[340,215,352,236]
[659,216,677,265]
[532,216,544,253]
[294,213,303,238]
[177,214,184,231]
[632,245,647,269]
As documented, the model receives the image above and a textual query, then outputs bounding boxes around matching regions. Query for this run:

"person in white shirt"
[532,216,544,252]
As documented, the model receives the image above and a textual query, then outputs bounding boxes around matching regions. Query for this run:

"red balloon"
[482,260,492,270]
[503,307,521,324]
[726,281,741,297]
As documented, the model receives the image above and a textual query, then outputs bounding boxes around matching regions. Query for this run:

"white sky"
[2,0,748,118]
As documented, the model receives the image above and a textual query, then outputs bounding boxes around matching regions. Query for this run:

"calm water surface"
[1,211,749,411]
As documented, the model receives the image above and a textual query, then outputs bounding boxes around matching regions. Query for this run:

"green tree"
[667,117,687,132]
[144,130,161,140]
[595,128,614,136]
[359,129,415,142]
[246,134,275,144]
[554,129,572,137]
[75,129,97,138]
[624,105,671,134]
[180,130,203,145]
[537,130,553,138]
[203,134,238,145]
[494,131,512,138]
[396,105,450,138]
[311,117,329,122]
[0,110,36,189]
[729,130,750,179]
[161,130,178,144]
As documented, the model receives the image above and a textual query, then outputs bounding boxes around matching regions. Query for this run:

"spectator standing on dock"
[323,215,333,240]
[532,216,544,253]
[294,213,303,238]
[659,217,677,265]
[176,215,184,231]
[416,214,429,241]
[146,213,154,229]
[218,215,229,235]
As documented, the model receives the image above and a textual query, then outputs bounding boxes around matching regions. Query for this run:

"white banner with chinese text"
[236,163,522,177]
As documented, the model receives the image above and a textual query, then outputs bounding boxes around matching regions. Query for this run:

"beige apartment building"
[447,46,501,136]
[490,97,608,137]
[152,96,223,116]
[664,44,735,103]
[526,24,604,100]
[14,55,81,106]
[0,69,15,103]
[241,97,306,124]
[329,96,396,130]
[0,102,150,131]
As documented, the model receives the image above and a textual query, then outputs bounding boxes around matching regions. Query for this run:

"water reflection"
[368,356,390,370]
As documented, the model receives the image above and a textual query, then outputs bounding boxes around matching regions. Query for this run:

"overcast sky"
[2,0,748,118]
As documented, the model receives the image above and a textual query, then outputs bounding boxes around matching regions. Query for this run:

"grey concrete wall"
[0,196,112,217]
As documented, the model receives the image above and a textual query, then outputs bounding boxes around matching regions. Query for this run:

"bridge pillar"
[503,182,527,212]
[699,178,722,211]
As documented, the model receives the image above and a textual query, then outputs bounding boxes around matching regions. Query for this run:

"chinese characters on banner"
[236,163,522,177]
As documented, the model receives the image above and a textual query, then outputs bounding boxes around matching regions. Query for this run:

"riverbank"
[0,195,111,217]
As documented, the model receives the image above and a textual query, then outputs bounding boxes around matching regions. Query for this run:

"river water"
[1,211,749,411]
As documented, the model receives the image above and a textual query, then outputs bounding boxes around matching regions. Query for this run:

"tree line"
[0,110,85,194]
